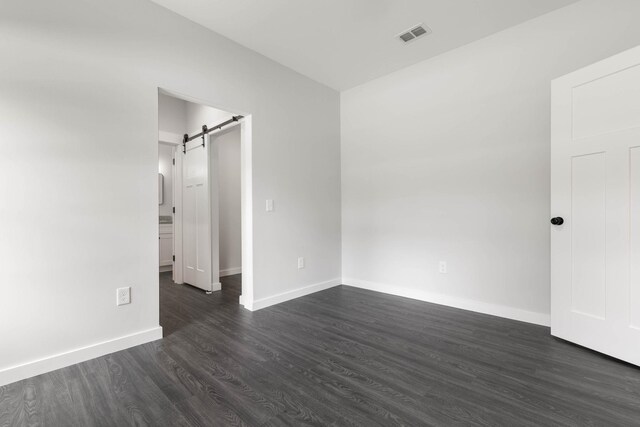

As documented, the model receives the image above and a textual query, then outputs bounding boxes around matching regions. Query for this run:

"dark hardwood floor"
[2,273,640,426]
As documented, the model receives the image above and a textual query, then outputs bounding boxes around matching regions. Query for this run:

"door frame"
[158,88,254,307]
[173,146,182,284]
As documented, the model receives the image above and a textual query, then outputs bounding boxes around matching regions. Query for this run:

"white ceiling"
[150,0,579,91]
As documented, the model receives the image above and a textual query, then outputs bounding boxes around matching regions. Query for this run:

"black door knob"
[550,217,564,226]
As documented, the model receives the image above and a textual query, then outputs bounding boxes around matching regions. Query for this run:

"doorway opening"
[157,89,253,332]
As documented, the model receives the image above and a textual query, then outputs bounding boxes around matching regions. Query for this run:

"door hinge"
[172,158,175,165]
[172,255,175,261]
[172,207,175,213]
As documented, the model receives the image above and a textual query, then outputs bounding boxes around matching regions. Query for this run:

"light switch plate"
[266,199,274,212]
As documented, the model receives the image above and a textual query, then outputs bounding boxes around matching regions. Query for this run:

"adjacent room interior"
[157,92,245,330]
[2,0,640,425]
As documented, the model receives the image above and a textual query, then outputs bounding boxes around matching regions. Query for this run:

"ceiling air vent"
[397,24,431,43]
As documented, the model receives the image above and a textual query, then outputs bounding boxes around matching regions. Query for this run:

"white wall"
[158,93,187,136]
[341,0,640,325]
[0,0,341,385]
[158,144,174,217]
[217,127,242,275]
[186,102,232,136]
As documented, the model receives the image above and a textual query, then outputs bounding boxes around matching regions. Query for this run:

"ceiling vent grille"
[397,24,431,43]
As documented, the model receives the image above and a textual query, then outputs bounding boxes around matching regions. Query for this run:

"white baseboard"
[244,278,341,311]
[220,267,242,277]
[342,278,550,327]
[0,327,163,387]
[210,282,222,292]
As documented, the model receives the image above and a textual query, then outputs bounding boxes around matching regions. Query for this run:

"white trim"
[211,282,222,292]
[0,327,163,387]
[209,134,221,290]
[342,278,550,327]
[244,278,341,311]
[220,267,242,277]
[239,117,254,307]
[173,144,183,284]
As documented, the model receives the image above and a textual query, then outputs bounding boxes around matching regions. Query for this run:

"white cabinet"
[159,224,173,269]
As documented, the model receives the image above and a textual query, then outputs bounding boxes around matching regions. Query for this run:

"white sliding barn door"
[182,135,220,293]
[551,46,640,365]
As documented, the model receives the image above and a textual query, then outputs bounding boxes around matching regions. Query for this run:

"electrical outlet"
[117,287,131,306]
[297,257,305,269]
[439,261,447,274]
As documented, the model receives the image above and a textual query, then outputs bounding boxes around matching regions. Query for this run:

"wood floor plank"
[0,381,24,427]
[2,273,640,425]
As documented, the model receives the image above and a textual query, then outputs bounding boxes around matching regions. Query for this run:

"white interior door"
[551,45,640,366]
[182,136,214,292]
